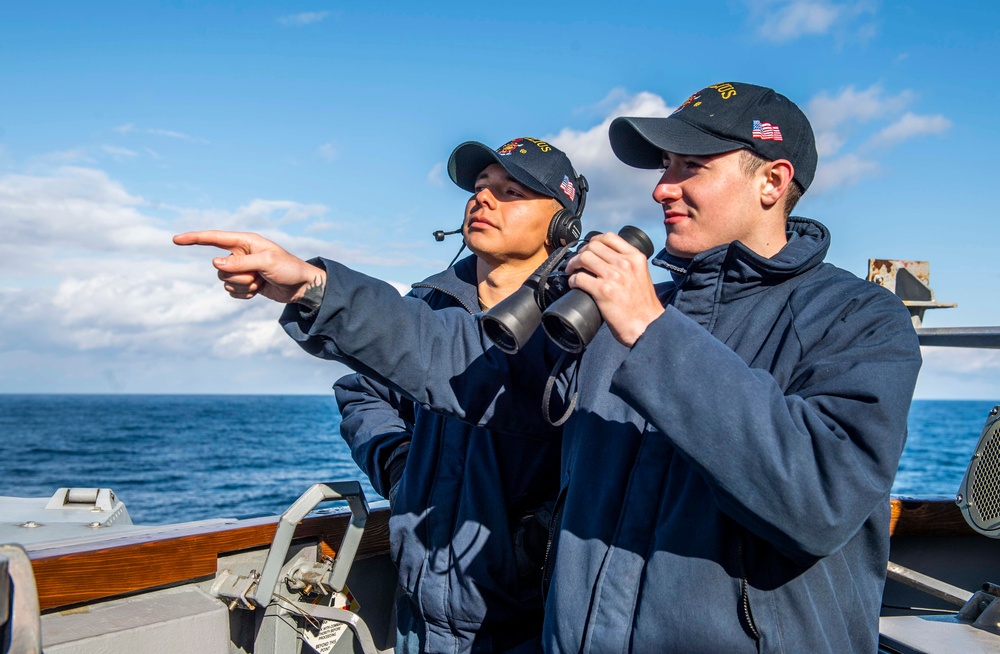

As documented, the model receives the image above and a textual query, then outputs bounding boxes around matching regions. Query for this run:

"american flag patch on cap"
[559,175,576,201]
[752,120,783,141]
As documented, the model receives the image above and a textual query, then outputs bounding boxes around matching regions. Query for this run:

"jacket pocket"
[513,501,554,601]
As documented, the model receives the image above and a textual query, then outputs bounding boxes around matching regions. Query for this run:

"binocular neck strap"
[542,350,579,427]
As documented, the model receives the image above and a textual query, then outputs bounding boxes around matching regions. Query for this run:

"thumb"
[213,252,262,273]
[212,254,236,270]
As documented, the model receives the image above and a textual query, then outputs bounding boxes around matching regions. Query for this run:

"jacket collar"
[412,254,481,310]
[652,217,829,284]
[650,217,830,329]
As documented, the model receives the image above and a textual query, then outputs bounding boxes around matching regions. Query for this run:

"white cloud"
[807,85,914,157]
[750,1,877,43]
[915,348,1000,399]
[546,90,672,233]
[386,281,411,295]
[805,85,949,193]
[148,128,203,142]
[0,163,422,384]
[102,145,139,159]
[169,204,398,268]
[233,199,328,226]
[318,141,338,162]
[813,131,846,160]
[868,112,951,149]
[427,162,445,187]
[0,167,164,261]
[213,319,289,357]
[922,348,1000,375]
[113,123,210,144]
[769,1,842,39]
[809,153,880,194]
[29,149,96,166]
[303,220,340,234]
[278,11,330,26]
[51,265,242,332]
[166,200,333,238]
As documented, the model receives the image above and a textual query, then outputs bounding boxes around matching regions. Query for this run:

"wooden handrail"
[889,497,977,537]
[23,498,977,613]
[28,507,390,612]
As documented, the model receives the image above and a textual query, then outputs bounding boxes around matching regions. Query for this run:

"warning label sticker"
[302,619,348,654]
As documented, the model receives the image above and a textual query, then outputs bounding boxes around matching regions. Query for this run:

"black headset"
[546,173,588,248]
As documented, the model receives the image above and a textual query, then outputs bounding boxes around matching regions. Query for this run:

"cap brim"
[609,116,747,169]
[447,142,554,199]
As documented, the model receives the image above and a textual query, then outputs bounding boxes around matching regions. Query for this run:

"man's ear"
[760,159,794,208]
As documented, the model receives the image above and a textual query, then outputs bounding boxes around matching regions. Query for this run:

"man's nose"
[652,173,681,204]
[475,188,498,209]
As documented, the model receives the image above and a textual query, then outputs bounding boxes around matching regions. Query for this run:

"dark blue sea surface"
[0,395,996,524]
[0,394,378,524]
[893,399,998,497]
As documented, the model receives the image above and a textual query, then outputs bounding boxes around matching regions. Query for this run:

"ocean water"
[0,394,378,525]
[0,395,996,524]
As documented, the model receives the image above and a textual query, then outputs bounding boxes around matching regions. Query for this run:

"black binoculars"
[481,226,654,354]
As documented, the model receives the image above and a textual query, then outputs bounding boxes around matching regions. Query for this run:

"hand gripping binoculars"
[481,226,654,354]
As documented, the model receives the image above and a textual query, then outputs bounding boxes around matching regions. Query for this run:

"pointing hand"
[173,230,327,307]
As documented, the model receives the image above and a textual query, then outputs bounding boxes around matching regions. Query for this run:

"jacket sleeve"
[334,372,414,499]
[281,258,561,436]
[610,285,922,564]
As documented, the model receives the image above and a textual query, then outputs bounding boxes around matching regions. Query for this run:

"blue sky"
[1,1,998,398]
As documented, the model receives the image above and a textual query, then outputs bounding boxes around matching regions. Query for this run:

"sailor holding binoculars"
[176,81,921,653]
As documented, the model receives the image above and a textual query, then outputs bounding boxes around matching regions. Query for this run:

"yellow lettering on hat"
[524,137,553,153]
[709,83,737,100]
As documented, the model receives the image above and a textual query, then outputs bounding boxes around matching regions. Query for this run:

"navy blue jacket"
[282,218,922,653]
[334,255,560,653]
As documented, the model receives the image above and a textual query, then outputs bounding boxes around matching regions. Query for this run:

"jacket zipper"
[412,282,478,315]
[738,535,761,642]
[541,484,568,601]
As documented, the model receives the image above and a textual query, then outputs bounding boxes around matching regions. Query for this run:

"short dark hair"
[738,149,803,219]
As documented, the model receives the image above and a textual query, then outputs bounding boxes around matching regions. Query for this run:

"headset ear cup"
[548,209,583,247]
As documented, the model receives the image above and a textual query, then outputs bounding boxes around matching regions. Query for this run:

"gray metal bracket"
[0,544,42,654]
[867,259,956,328]
[886,560,973,608]
[285,599,378,654]
[248,481,369,608]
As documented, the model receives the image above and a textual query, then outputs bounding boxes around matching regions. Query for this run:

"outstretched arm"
[280,257,567,436]
[173,230,327,308]
[176,231,563,437]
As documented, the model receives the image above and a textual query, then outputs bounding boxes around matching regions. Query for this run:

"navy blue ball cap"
[609,82,818,191]
[448,137,582,214]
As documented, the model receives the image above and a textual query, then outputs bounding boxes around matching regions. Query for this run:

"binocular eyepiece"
[481,226,655,354]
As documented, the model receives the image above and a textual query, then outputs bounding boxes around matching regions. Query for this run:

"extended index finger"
[173,230,256,253]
